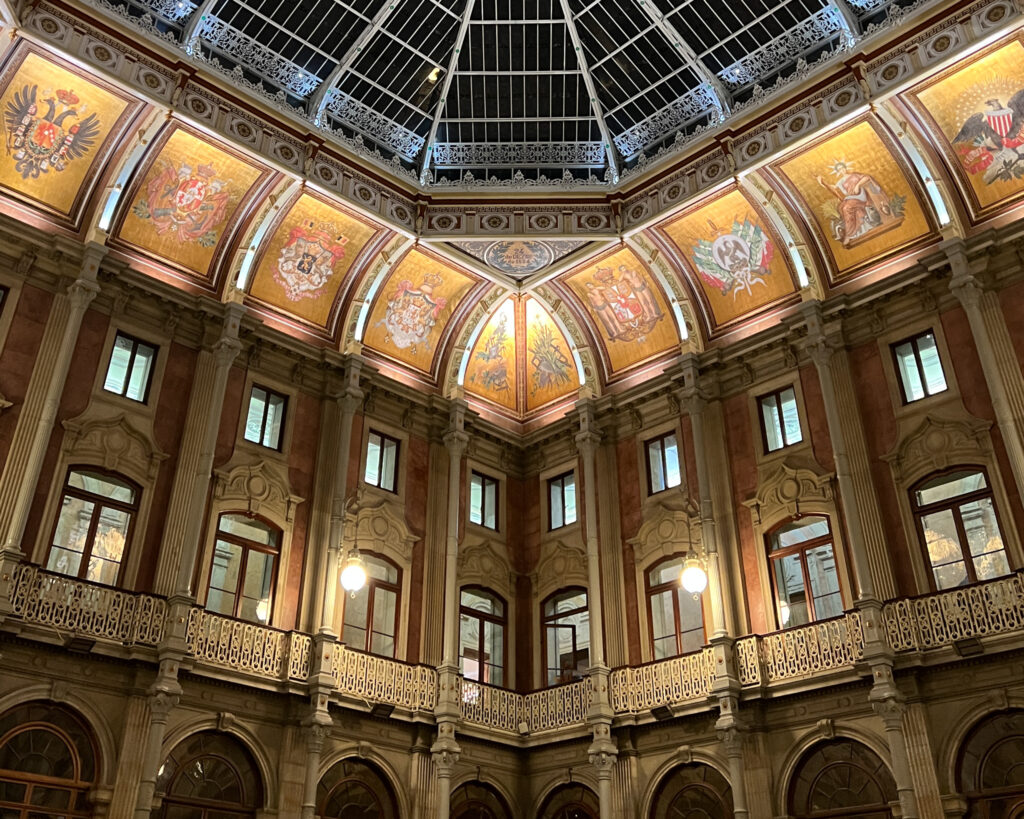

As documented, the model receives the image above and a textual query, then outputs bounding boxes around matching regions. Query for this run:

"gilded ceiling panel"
[0,48,138,219]
[771,119,934,278]
[116,125,270,283]
[904,36,1024,220]
[248,192,383,329]
[465,297,518,411]
[362,248,479,375]
[561,247,677,375]
[656,187,796,330]
[524,296,579,412]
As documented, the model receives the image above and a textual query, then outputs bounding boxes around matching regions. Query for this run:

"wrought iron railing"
[331,644,437,712]
[609,647,716,713]
[736,611,864,686]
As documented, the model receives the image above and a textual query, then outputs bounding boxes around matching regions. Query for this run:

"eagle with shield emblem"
[4,83,100,179]
[951,90,1024,183]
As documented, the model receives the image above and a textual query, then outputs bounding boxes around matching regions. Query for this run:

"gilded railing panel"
[609,647,715,713]
[331,645,437,711]
[883,572,1024,651]
[186,608,289,677]
[522,678,591,732]
[735,636,761,686]
[459,678,524,733]
[9,563,166,645]
[746,612,864,684]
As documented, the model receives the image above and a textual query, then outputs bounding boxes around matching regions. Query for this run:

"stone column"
[945,240,1024,509]
[154,302,245,596]
[801,304,876,602]
[132,664,182,819]
[678,357,729,638]
[591,749,617,819]
[0,243,103,559]
[431,400,467,819]
[720,724,750,819]
[299,720,330,819]
[871,683,920,819]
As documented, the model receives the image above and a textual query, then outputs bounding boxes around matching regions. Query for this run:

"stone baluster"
[432,400,467,819]
[0,243,103,570]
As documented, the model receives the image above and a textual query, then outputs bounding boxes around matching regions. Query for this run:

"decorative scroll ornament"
[62,414,168,479]
[613,85,719,158]
[432,142,605,168]
[743,459,834,525]
[213,460,304,522]
[881,414,991,484]
[324,90,425,160]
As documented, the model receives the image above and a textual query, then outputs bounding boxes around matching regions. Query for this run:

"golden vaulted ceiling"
[2,9,1024,429]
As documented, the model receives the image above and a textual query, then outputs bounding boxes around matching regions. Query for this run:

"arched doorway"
[958,710,1024,818]
[537,782,599,819]
[788,739,897,819]
[451,780,513,819]
[316,757,398,818]
[0,701,99,818]
[154,731,262,818]
[649,762,733,819]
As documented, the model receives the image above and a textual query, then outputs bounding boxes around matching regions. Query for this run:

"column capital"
[444,428,469,457]
[588,720,618,777]
[717,724,745,758]
[67,277,101,311]
[146,689,180,724]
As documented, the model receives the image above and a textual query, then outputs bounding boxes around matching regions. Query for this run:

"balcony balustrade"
[3,563,1024,739]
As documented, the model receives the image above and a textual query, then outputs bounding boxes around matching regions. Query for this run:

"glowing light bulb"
[427,66,441,83]
[340,553,367,594]
[680,554,708,596]
[255,598,270,623]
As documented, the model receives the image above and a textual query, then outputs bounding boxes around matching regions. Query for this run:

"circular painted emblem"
[484,240,554,275]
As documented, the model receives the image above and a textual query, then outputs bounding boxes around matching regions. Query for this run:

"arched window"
[542,588,589,686]
[155,731,262,819]
[316,757,398,819]
[911,468,1011,590]
[342,553,400,658]
[957,710,1024,818]
[538,783,599,819]
[207,513,281,623]
[46,468,139,586]
[649,762,733,819]
[451,780,513,819]
[646,556,705,659]
[0,701,99,818]
[766,515,843,628]
[788,739,896,819]
[459,587,507,686]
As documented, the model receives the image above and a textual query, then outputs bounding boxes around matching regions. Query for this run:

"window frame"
[205,512,281,623]
[765,515,844,629]
[548,470,577,531]
[243,383,288,451]
[757,385,802,454]
[891,329,948,405]
[541,586,590,686]
[102,330,158,404]
[364,429,401,494]
[341,551,402,658]
[469,470,500,531]
[459,585,508,687]
[645,430,682,496]
[910,466,1012,591]
[644,554,707,659]
[45,466,140,587]
[0,284,8,319]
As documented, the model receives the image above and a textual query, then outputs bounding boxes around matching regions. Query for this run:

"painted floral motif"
[4,84,100,179]
[380,272,447,351]
[529,320,571,394]
[272,221,349,301]
[469,309,512,395]
[581,264,664,343]
[692,218,774,299]
[816,160,905,248]
[131,159,231,247]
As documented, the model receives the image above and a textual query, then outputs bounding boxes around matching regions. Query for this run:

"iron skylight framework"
[111,0,925,184]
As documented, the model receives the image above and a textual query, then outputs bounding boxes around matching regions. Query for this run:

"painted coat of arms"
[582,264,663,343]
[273,221,348,301]
[132,160,230,247]
[951,89,1024,183]
[693,219,773,298]
[816,161,905,248]
[4,84,100,179]
[381,273,447,350]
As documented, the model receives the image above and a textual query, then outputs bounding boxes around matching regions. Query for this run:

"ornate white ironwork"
[186,608,295,678]
[325,90,425,161]
[718,6,845,89]
[609,647,715,713]
[142,0,194,22]
[9,564,167,646]
[613,85,719,158]
[884,572,1024,651]
[331,644,437,711]
[196,16,322,96]
[433,142,605,168]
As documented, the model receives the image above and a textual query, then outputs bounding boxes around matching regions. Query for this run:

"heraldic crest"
[381,272,448,351]
[273,220,349,302]
[132,159,231,247]
[4,83,100,179]
[692,218,774,299]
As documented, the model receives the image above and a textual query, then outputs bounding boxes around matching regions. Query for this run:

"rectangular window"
[548,471,577,530]
[893,331,948,404]
[646,432,682,494]
[0,285,8,318]
[469,471,498,530]
[103,332,157,403]
[243,385,287,450]
[758,386,803,453]
[365,430,399,493]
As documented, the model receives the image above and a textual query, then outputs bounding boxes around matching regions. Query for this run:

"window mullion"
[952,504,978,583]
[912,342,928,397]
[81,503,105,579]
[800,549,816,621]
[124,343,139,395]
